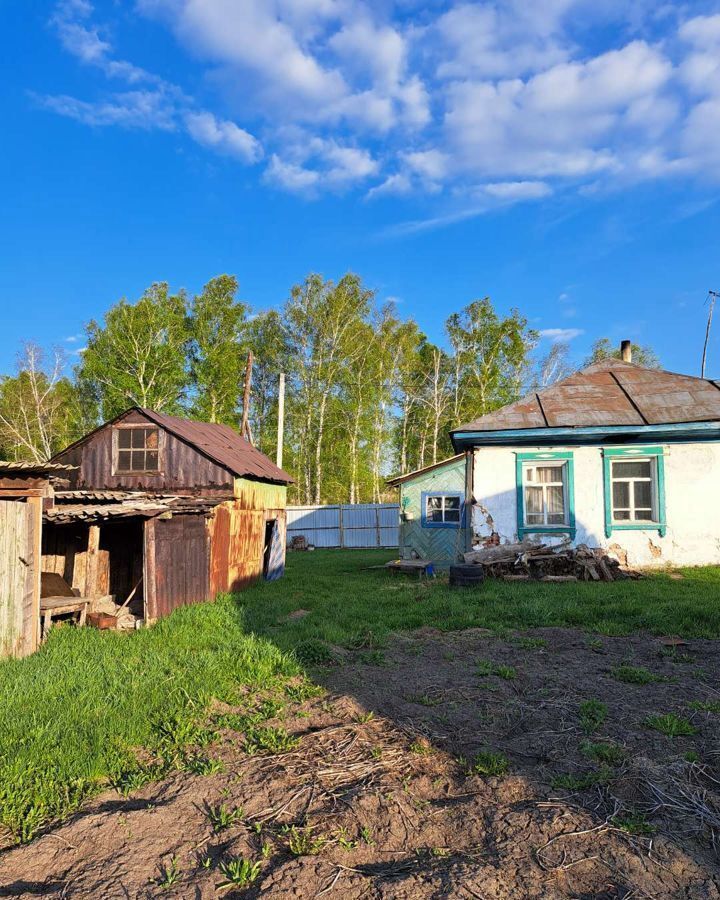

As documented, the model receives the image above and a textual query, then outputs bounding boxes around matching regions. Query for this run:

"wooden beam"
[85,524,101,597]
[240,351,254,444]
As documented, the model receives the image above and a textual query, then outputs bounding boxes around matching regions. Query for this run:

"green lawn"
[241,549,720,649]
[1,548,719,845]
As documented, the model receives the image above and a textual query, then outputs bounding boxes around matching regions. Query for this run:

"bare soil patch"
[2,627,720,898]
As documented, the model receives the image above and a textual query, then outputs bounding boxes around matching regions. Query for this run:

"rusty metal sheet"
[140,409,292,484]
[454,358,720,433]
[540,370,642,427]
[614,368,720,424]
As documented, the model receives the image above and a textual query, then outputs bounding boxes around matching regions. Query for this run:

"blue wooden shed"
[387,454,471,565]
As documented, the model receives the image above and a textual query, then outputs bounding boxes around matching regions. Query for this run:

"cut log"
[463,541,544,565]
[540,575,578,582]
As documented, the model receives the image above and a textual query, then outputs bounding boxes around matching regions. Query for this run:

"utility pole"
[701,290,719,379]
[276,372,285,468]
[240,351,254,443]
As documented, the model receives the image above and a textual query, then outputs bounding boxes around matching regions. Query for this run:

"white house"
[445,349,720,568]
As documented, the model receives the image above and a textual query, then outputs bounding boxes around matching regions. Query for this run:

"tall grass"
[0,596,296,843]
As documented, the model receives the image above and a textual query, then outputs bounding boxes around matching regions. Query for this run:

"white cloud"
[539,327,584,341]
[36,90,177,130]
[184,111,262,162]
[40,1,720,209]
[264,154,320,192]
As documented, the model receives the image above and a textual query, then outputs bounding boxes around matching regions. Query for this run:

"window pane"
[427,496,442,510]
[131,428,147,448]
[615,510,631,521]
[145,428,159,450]
[131,451,145,471]
[117,450,131,471]
[444,509,460,523]
[547,513,565,524]
[634,509,653,521]
[612,481,630,508]
[634,480,652,510]
[525,486,543,515]
[536,465,561,484]
[547,484,565,517]
[145,450,159,471]
[444,496,460,511]
[117,429,132,449]
[526,513,544,524]
[613,460,652,479]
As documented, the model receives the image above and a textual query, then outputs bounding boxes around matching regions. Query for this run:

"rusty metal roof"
[138,409,293,484]
[44,494,224,525]
[453,359,720,434]
[0,461,76,474]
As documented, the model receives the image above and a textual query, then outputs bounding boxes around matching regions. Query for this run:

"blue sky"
[2,0,720,377]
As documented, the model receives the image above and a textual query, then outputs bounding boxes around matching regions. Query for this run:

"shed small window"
[115,427,160,473]
[610,458,657,523]
[423,493,461,527]
[522,462,568,526]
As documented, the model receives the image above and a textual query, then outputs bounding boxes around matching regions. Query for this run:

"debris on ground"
[463,540,641,581]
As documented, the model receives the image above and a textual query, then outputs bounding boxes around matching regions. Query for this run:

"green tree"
[0,343,91,461]
[446,297,537,426]
[188,275,249,425]
[584,338,660,368]
[530,341,575,389]
[78,282,190,419]
[247,310,290,458]
[284,273,373,504]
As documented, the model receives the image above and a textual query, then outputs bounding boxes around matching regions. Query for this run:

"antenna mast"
[701,290,720,379]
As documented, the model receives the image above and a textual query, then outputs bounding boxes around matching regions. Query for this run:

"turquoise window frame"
[603,446,666,538]
[516,451,576,540]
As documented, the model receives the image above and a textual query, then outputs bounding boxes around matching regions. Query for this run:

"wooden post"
[276,372,285,468]
[241,351,254,443]
[338,503,344,549]
[143,518,157,623]
[86,524,101,597]
[25,496,42,655]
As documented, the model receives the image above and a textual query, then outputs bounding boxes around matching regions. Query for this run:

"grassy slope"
[0,598,296,842]
[1,549,719,844]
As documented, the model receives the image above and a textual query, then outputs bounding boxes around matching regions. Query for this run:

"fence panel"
[286,503,399,549]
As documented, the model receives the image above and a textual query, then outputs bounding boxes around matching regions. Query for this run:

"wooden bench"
[385,559,436,579]
[40,596,88,639]
[40,572,89,640]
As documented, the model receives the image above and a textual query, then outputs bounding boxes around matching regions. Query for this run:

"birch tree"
[79,282,189,419]
[188,275,249,425]
[0,343,85,461]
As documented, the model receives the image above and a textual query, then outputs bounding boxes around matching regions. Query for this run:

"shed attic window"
[522,461,568,526]
[610,458,657,523]
[115,426,160,473]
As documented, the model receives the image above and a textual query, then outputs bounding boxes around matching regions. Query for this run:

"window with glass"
[114,426,160,473]
[423,493,461,526]
[522,462,568,527]
[610,458,657,523]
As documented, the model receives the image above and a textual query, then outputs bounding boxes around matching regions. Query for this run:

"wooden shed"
[47,407,292,624]
[0,461,75,657]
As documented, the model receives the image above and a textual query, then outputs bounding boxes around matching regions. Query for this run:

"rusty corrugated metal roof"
[453,359,720,433]
[138,409,293,484]
[0,461,76,474]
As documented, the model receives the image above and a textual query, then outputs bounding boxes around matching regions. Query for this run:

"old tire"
[449,574,484,588]
[449,564,484,580]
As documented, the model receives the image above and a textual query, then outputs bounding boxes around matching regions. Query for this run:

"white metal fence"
[286,503,399,549]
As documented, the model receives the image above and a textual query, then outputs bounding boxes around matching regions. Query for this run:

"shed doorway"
[263,519,276,578]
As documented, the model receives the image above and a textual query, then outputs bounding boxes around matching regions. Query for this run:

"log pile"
[463,540,638,582]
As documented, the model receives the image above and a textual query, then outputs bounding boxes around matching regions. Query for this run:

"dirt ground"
[2,627,720,899]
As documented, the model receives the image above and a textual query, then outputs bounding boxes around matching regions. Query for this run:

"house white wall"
[471,442,720,567]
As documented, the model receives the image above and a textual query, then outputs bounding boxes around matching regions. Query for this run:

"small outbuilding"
[386,454,472,565]
[46,407,292,626]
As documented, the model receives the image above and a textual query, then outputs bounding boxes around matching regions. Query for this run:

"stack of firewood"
[462,540,638,582]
